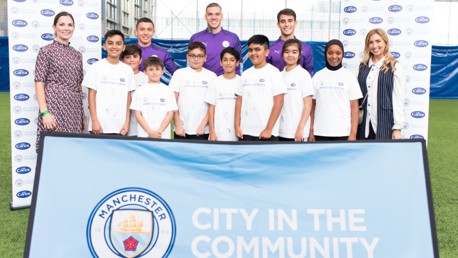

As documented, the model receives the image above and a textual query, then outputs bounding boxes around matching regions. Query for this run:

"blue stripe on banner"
[25,133,437,258]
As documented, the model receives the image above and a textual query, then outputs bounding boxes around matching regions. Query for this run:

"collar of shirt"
[368,56,385,69]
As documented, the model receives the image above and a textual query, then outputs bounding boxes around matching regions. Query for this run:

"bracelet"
[40,110,50,117]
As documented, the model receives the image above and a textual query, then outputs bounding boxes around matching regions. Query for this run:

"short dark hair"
[277,8,296,22]
[143,56,164,70]
[53,11,74,26]
[104,29,125,41]
[136,17,155,29]
[121,44,142,60]
[247,34,270,50]
[188,42,206,55]
[206,3,221,12]
[220,47,240,61]
[282,39,302,65]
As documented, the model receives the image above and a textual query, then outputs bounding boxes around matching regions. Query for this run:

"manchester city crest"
[87,187,176,257]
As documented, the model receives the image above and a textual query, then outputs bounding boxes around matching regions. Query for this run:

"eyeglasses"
[188,54,205,60]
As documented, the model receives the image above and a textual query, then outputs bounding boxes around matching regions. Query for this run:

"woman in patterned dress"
[34,11,84,150]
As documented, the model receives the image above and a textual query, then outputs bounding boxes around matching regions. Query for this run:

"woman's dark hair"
[53,11,75,26]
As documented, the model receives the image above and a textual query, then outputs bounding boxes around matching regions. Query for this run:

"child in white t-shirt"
[279,39,314,141]
[170,42,217,140]
[83,30,136,135]
[204,47,241,141]
[130,57,177,139]
[121,44,148,136]
[235,34,287,141]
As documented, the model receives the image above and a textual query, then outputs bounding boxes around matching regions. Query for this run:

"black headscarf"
[325,39,344,71]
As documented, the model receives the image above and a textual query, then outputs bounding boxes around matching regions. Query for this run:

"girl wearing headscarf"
[357,28,405,140]
[309,39,362,141]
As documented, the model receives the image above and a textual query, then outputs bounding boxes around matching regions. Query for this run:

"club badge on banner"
[25,134,438,257]
[341,0,432,141]
[8,0,101,209]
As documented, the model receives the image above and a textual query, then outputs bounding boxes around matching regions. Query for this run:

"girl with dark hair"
[309,39,362,141]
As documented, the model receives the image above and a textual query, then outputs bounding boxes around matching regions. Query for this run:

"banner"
[341,0,433,140]
[25,134,438,257]
[8,0,101,208]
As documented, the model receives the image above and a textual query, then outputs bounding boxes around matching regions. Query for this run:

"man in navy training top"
[267,8,314,76]
[135,17,178,75]
[190,3,242,76]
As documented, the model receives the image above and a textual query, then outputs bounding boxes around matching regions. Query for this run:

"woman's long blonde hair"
[360,28,397,73]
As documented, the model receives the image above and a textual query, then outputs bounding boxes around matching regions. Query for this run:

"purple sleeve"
[234,36,242,75]
[301,44,314,76]
[34,47,49,82]
[163,51,178,75]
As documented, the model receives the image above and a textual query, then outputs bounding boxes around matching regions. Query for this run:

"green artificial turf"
[0,92,456,257]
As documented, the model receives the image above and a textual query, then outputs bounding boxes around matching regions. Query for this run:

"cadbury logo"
[87,35,99,42]
[86,12,99,19]
[414,40,428,47]
[344,51,355,58]
[391,52,400,58]
[343,29,356,36]
[15,142,31,150]
[17,190,32,198]
[13,44,28,52]
[15,118,30,126]
[60,0,74,6]
[413,64,427,71]
[388,5,402,12]
[343,6,357,13]
[12,19,27,27]
[13,69,29,77]
[41,9,55,17]
[41,33,54,41]
[412,87,427,95]
[369,17,383,24]
[16,166,32,174]
[410,134,424,139]
[14,93,29,101]
[415,16,430,24]
[387,28,401,36]
[87,58,99,65]
[411,111,425,118]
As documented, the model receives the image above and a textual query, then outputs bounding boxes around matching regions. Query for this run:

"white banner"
[341,0,432,140]
[8,0,101,208]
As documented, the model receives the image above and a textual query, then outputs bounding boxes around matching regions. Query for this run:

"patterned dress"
[34,40,84,149]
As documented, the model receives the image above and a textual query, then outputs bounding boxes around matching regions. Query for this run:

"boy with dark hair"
[204,47,241,141]
[170,42,217,140]
[121,44,148,136]
[235,35,287,141]
[135,17,178,74]
[83,30,136,135]
[130,57,177,139]
[267,8,314,76]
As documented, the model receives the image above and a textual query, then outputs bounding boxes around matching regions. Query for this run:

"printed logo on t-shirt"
[120,78,125,82]
[290,83,296,87]
[259,79,265,83]
[222,40,230,47]
[338,82,344,86]
[160,98,165,102]
[202,81,208,84]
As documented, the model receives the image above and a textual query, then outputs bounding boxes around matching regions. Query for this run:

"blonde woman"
[357,28,405,140]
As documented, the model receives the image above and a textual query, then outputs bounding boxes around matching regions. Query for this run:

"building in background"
[0,0,456,44]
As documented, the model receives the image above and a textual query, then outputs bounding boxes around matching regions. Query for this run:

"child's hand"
[209,132,218,141]
[175,125,186,137]
[235,127,243,139]
[294,129,304,142]
[92,119,103,134]
[148,130,162,139]
[196,125,205,136]
[119,122,129,136]
[259,128,272,140]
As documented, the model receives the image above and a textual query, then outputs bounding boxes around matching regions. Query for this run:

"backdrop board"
[25,133,438,258]
[341,0,433,140]
[8,0,102,209]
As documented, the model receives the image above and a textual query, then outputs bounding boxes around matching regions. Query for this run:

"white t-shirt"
[204,75,241,141]
[128,72,149,136]
[82,59,136,134]
[130,83,177,139]
[235,63,287,137]
[169,67,217,135]
[279,65,314,139]
[312,67,363,137]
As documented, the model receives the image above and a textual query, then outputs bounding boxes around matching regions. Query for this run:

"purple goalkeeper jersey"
[137,43,178,75]
[190,28,242,76]
[267,37,314,76]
